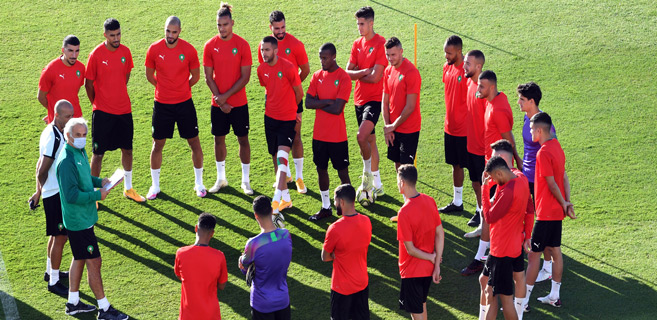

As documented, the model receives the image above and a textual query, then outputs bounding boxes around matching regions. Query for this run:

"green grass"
[1,0,656,319]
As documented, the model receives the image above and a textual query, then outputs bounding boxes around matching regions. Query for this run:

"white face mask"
[72,137,86,149]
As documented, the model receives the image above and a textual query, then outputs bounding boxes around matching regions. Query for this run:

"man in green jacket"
[56,118,128,320]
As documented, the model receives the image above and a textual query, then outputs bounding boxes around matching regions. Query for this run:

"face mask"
[73,137,86,149]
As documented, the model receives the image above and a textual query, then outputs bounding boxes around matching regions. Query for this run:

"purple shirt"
[522,114,556,183]
[240,228,292,313]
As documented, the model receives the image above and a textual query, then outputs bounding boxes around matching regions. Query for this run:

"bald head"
[165,16,181,28]
[54,99,73,114]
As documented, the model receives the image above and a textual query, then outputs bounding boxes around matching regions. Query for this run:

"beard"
[336,205,343,216]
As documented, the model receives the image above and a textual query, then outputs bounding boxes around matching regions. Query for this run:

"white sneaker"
[147,186,160,200]
[536,269,552,282]
[208,179,228,193]
[464,226,482,238]
[241,182,254,195]
[537,295,561,307]
[361,172,374,190]
[194,185,207,198]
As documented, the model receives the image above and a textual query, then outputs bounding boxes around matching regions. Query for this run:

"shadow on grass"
[371,0,523,59]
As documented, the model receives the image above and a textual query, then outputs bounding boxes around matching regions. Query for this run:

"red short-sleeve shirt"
[484,92,514,161]
[349,34,388,105]
[383,58,422,134]
[86,43,134,115]
[466,78,487,156]
[203,34,252,107]
[145,39,200,104]
[397,193,442,278]
[257,58,301,121]
[257,33,308,71]
[535,139,567,221]
[307,67,352,142]
[442,61,468,137]
[38,57,85,122]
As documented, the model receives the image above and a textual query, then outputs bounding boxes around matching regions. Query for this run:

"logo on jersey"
[102,60,109,66]
[369,47,374,53]
[76,70,80,78]
[457,75,462,82]
[121,57,126,64]
[214,47,219,53]
[398,74,404,81]
[264,73,270,78]
[159,54,165,60]
[179,54,185,61]
[277,71,283,78]
[58,223,63,231]
[318,79,323,84]
[59,74,65,80]
[232,48,238,55]
[87,245,94,254]
[285,48,291,55]
[334,79,339,87]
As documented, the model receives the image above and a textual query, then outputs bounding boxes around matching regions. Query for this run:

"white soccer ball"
[357,186,375,207]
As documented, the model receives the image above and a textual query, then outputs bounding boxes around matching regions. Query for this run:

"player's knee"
[237,136,249,146]
[479,274,487,289]
[277,150,289,172]
[357,131,369,144]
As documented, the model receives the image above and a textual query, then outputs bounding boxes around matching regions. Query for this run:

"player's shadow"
[102,206,188,247]
[370,0,523,59]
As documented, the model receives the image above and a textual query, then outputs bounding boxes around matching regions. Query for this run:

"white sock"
[293,158,304,180]
[242,163,250,183]
[372,170,382,188]
[523,285,534,307]
[273,189,282,202]
[151,168,161,189]
[363,157,372,173]
[282,189,291,202]
[515,297,524,320]
[476,204,482,213]
[479,304,487,320]
[46,257,52,274]
[68,291,80,305]
[549,280,561,300]
[453,186,463,206]
[216,161,226,181]
[543,259,552,273]
[97,297,110,312]
[124,170,133,190]
[474,240,489,261]
[320,190,330,209]
[49,269,60,286]
[194,167,204,186]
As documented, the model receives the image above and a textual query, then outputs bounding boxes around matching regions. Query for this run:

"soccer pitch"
[1,0,656,319]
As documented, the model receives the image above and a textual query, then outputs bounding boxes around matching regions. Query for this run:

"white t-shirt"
[39,123,65,198]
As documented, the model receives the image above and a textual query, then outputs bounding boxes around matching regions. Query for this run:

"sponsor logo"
[357,48,361,53]
[318,79,323,84]
[533,242,540,248]
[277,71,283,78]
[179,54,185,61]
[288,137,293,143]
[102,60,108,66]
[87,245,94,254]
[264,73,269,78]
[214,47,219,53]
[159,54,165,60]
[59,74,65,80]
[232,48,238,55]
[76,161,82,165]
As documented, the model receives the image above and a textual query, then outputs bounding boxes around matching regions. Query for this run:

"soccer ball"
[357,186,375,207]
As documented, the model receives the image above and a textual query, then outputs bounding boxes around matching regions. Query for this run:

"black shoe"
[44,270,69,282]
[439,202,464,214]
[98,305,129,320]
[47,281,68,297]
[460,259,484,276]
[309,207,332,221]
[65,301,96,315]
[467,211,481,227]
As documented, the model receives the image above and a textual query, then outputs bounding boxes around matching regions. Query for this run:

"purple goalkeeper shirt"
[522,114,556,183]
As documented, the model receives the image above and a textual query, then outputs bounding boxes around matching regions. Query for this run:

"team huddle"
[29,3,576,320]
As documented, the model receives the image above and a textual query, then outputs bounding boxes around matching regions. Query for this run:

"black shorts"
[251,304,291,320]
[43,194,66,236]
[467,152,485,182]
[355,101,382,134]
[331,286,370,320]
[264,115,296,156]
[152,98,199,140]
[531,220,562,252]
[297,100,304,114]
[387,131,419,165]
[399,277,431,314]
[92,110,133,155]
[313,140,349,171]
[444,132,468,167]
[68,226,100,260]
[484,254,524,296]
[211,104,249,137]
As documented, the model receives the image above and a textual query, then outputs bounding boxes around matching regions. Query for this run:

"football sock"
[453,186,463,206]
[194,167,204,187]
[523,285,534,307]
[293,158,304,180]
[216,161,226,182]
[515,297,524,320]
[320,190,330,209]
[549,280,561,300]
[474,240,489,261]
[543,259,552,273]
[97,297,109,312]
[68,291,80,305]
[282,189,291,202]
[46,257,51,274]
[479,304,487,320]
[242,163,250,183]
[151,168,160,189]
[363,157,372,173]
[273,189,282,203]
[49,269,59,286]
[372,170,382,188]
[476,204,482,213]
[124,170,132,190]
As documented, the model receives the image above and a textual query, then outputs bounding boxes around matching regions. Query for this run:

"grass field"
[1,0,656,319]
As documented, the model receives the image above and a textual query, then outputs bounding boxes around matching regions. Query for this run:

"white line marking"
[0,251,20,319]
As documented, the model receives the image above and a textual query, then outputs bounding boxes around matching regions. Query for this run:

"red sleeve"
[383,68,391,94]
[483,181,515,224]
[288,64,301,87]
[407,69,421,94]
[306,73,318,97]
[174,250,181,278]
[323,223,337,253]
[79,65,85,87]
[524,195,535,240]
[397,209,412,242]
[85,52,96,81]
[126,48,134,71]
[442,63,447,84]
[374,43,388,67]
[241,40,252,66]
[38,65,52,92]
[188,45,200,70]
[294,41,308,66]
[493,108,513,134]
[218,253,228,284]
[145,46,155,68]
[537,149,554,178]
[257,66,265,87]
[431,197,443,227]
[337,73,352,101]
[202,40,213,67]
[257,42,264,64]
[349,42,358,65]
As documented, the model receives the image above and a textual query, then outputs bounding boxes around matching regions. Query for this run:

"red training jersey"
[257,58,301,121]
[482,173,530,258]
[535,138,567,221]
[442,61,468,137]
[484,92,514,161]
[86,43,133,115]
[145,39,200,104]
[323,213,372,295]
[397,193,442,278]
[203,34,252,107]
[466,78,486,156]
[257,33,308,71]
[383,58,422,134]
[174,245,228,320]
[38,57,85,122]
[349,34,388,105]
[307,67,352,142]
